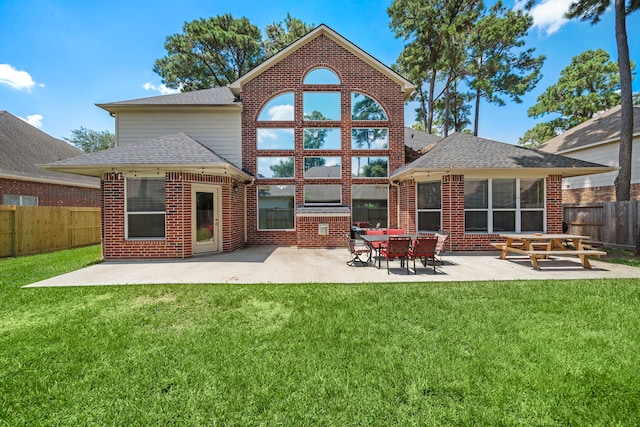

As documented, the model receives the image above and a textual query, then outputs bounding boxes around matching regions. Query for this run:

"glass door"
[192,185,220,254]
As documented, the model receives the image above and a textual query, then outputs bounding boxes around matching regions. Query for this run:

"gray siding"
[562,137,640,190]
[115,110,242,167]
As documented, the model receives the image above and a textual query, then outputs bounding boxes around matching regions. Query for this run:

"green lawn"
[1,246,640,425]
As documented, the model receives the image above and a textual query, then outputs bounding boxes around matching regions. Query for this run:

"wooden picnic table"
[493,233,607,270]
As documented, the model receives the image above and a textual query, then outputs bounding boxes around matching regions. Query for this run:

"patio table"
[494,233,607,270]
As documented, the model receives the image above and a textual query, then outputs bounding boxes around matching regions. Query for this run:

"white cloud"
[0,64,37,91]
[515,0,573,35]
[19,114,44,128]
[143,82,180,95]
[268,104,294,121]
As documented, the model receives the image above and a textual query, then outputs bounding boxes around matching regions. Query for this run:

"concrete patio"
[25,245,640,287]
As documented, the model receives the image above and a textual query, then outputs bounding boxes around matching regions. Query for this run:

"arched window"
[351,92,388,121]
[258,92,294,121]
[303,67,340,84]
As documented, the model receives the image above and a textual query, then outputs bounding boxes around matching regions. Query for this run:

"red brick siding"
[0,177,100,207]
[562,183,640,203]
[241,34,405,246]
[101,172,245,259]
[296,215,350,248]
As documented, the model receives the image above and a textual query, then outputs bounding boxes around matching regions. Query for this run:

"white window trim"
[464,178,546,234]
[125,177,166,240]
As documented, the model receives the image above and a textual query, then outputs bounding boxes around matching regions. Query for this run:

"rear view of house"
[43,24,613,259]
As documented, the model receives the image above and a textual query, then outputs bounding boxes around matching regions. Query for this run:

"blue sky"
[1,0,639,145]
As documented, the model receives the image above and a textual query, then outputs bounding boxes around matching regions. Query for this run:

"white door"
[192,185,221,254]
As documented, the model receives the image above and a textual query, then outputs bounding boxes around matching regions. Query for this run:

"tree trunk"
[418,83,428,131]
[473,87,481,136]
[443,84,451,137]
[614,0,633,202]
[427,69,437,134]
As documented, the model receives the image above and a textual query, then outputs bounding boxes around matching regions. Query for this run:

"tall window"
[303,92,341,121]
[258,93,294,121]
[257,128,294,150]
[417,182,441,232]
[464,178,545,233]
[304,68,340,84]
[126,178,165,239]
[351,128,388,150]
[351,157,388,178]
[257,157,294,179]
[304,185,342,205]
[352,184,388,228]
[304,157,341,178]
[257,185,295,230]
[351,92,387,120]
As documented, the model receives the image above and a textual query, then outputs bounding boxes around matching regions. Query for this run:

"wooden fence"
[0,206,101,257]
[563,201,640,249]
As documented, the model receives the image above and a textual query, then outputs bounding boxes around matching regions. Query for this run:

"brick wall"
[101,172,245,259]
[563,183,640,204]
[241,34,406,246]
[1,177,100,207]
[296,214,350,247]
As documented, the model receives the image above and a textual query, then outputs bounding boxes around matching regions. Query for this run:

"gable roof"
[0,110,99,188]
[96,87,239,113]
[538,105,640,154]
[41,132,253,181]
[391,132,616,181]
[229,24,415,100]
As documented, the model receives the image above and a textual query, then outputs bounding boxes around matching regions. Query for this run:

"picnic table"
[492,233,607,270]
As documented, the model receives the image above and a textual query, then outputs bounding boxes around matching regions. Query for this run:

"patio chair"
[344,232,371,266]
[379,236,412,274]
[365,229,385,261]
[435,230,450,264]
[408,236,438,273]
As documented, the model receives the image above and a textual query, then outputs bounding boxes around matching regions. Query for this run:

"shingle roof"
[0,110,99,187]
[391,132,615,180]
[42,132,252,180]
[96,87,238,111]
[538,105,640,154]
[404,127,442,152]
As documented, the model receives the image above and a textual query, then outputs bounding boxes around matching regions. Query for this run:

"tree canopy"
[153,14,313,92]
[389,0,543,137]
[519,49,623,147]
[63,127,115,153]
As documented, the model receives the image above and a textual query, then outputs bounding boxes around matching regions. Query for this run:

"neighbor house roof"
[0,110,99,188]
[391,132,616,181]
[41,132,253,182]
[404,127,442,153]
[96,87,239,113]
[229,24,415,100]
[538,105,640,154]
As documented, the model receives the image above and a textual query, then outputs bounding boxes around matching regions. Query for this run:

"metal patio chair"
[344,232,371,266]
[408,236,438,273]
[378,236,412,274]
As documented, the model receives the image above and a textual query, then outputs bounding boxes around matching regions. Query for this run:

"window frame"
[303,156,342,178]
[463,178,546,233]
[257,185,295,231]
[351,156,389,178]
[416,181,442,233]
[125,177,166,240]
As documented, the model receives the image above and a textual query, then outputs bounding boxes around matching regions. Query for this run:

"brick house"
[0,110,100,207]
[43,24,614,259]
[538,105,640,203]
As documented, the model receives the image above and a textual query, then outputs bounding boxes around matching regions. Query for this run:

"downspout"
[244,177,256,244]
[390,179,401,229]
